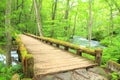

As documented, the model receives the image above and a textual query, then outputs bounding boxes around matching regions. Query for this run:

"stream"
[0,36,105,65]
[0,51,18,66]
[70,36,105,48]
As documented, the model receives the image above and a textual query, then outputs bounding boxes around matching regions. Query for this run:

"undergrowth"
[0,62,23,80]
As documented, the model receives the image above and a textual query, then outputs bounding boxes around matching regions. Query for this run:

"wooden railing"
[16,36,34,78]
[25,33,102,65]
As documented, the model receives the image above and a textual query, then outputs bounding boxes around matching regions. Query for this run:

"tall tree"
[71,11,77,38]
[18,0,24,24]
[33,0,43,36]
[106,0,114,44]
[112,0,120,13]
[88,0,92,47]
[5,0,12,67]
[50,0,58,37]
[64,0,70,37]
[38,0,42,10]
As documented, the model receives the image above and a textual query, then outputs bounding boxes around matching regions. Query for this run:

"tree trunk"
[50,0,58,37]
[18,0,24,25]
[30,1,38,35]
[106,0,114,44]
[71,12,77,38]
[64,0,69,19]
[38,0,42,10]
[16,0,18,10]
[88,0,92,47]
[33,0,43,36]
[5,0,12,67]
[64,0,70,37]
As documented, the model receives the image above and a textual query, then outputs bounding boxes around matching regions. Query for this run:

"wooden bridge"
[16,33,103,79]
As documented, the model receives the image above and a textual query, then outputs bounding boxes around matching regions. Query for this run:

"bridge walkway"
[19,34,97,78]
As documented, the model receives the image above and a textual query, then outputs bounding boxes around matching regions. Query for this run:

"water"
[0,51,18,66]
[0,54,6,64]
[71,36,105,48]
[11,51,18,65]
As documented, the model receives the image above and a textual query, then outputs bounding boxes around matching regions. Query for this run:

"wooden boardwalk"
[19,34,97,77]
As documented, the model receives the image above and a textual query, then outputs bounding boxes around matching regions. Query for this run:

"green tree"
[88,0,93,47]
[5,0,12,67]
[50,0,58,37]
[33,0,43,36]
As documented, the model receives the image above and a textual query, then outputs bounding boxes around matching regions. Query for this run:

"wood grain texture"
[19,34,97,77]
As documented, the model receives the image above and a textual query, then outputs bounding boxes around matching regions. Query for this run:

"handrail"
[16,36,34,78]
[25,33,102,65]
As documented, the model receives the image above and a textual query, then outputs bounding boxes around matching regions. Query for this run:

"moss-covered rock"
[21,78,32,80]
[88,66,109,78]
[11,74,20,80]
[107,60,120,74]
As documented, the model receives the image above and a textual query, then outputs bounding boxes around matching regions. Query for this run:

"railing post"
[42,40,44,42]
[26,56,34,78]
[64,46,69,51]
[50,42,53,45]
[77,49,82,56]
[95,48,102,66]
[45,41,48,43]
[56,44,59,48]
[44,40,46,43]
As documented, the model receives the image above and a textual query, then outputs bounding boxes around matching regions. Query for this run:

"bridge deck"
[20,34,97,76]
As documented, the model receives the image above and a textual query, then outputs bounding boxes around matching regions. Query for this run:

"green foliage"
[0,0,120,79]
[0,62,23,80]
[111,72,120,80]
[101,36,120,64]
[92,29,107,41]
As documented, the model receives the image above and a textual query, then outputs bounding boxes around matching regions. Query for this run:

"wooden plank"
[35,60,95,69]
[35,62,96,75]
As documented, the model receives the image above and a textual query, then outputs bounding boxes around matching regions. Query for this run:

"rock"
[88,71,107,80]
[55,71,72,80]
[21,78,32,80]
[107,60,120,74]
[71,71,89,80]
[74,69,90,79]
[11,74,20,80]
[41,75,54,80]
[88,66,108,78]
[34,67,109,80]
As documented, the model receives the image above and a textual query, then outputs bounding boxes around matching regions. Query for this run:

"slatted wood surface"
[20,34,97,77]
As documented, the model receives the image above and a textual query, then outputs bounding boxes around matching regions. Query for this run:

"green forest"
[0,0,120,80]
